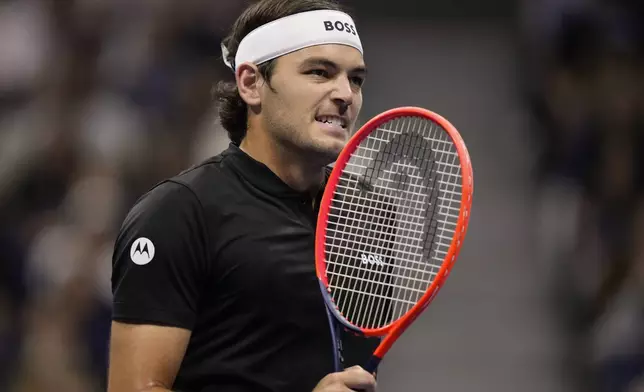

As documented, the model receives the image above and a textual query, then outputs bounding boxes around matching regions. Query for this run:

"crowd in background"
[520,0,644,391]
[0,2,241,390]
[0,0,642,391]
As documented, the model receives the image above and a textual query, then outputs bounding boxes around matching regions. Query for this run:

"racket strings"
[325,115,462,329]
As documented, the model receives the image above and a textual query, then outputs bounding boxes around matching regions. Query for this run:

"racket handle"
[353,356,382,392]
[364,355,381,374]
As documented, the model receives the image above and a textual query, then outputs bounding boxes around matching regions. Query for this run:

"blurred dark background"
[0,0,643,391]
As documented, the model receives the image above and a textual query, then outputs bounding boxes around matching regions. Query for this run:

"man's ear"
[236,63,262,107]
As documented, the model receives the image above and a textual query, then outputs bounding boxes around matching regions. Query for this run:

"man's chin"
[307,140,346,165]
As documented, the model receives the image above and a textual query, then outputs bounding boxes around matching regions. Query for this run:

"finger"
[337,367,377,391]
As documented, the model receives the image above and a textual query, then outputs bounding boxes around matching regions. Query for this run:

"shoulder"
[128,149,233,216]
[161,148,241,206]
[126,180,200,225]
[169,152,229,195]
[115,180,206,262]
[117,152,233,242]
[116,149,241,245]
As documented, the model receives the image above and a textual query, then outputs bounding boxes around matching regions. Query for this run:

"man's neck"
[239,130,325,196]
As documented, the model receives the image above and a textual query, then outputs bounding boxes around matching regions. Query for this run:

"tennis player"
[108,0,378,391]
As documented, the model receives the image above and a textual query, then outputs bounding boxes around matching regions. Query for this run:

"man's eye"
[308,69,329,77]
[351,76,365,87]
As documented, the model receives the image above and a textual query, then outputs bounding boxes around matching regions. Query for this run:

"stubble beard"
[267,117,347,167]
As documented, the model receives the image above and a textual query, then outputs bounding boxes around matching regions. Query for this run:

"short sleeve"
[111,180,208,330]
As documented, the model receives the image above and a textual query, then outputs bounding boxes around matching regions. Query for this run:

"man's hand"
[312,365,377,392]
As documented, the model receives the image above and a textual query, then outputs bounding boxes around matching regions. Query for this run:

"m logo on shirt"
[130,237,155,265]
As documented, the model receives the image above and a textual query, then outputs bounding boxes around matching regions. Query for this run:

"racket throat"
[325,305,345,372]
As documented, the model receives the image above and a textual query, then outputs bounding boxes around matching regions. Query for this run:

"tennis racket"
[315,106,474,374]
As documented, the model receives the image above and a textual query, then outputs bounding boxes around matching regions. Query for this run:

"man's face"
[258,44,366,163]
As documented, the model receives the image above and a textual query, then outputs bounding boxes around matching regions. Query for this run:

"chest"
[211,196,326,326]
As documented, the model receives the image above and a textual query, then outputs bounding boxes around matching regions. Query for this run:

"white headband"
[221,10,363,72]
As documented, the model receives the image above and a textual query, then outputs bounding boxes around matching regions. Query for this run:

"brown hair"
[215,0,347,144]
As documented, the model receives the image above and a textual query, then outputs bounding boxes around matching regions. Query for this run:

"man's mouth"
[315,115,348,129]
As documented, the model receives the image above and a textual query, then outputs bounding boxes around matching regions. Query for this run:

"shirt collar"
[224,142,329,199]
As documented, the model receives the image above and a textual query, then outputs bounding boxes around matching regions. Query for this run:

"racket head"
[315,106,473,339]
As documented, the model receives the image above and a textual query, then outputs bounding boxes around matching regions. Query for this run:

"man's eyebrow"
[352,65,368,77]
[300,57,367,75]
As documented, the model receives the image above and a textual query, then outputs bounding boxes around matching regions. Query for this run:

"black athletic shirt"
[111,143,377,392]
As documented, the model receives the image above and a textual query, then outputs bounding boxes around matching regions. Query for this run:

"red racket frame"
[315,106,474,364]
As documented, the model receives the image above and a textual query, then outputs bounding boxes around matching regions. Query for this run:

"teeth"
[318,116,346,128]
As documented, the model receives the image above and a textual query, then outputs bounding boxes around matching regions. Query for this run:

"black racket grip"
[352,355,381,392]
[364,355,381,374]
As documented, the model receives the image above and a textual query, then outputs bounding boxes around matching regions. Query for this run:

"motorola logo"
[130,237,155,265]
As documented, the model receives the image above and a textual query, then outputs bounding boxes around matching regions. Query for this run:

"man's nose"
[331,76,354,112]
